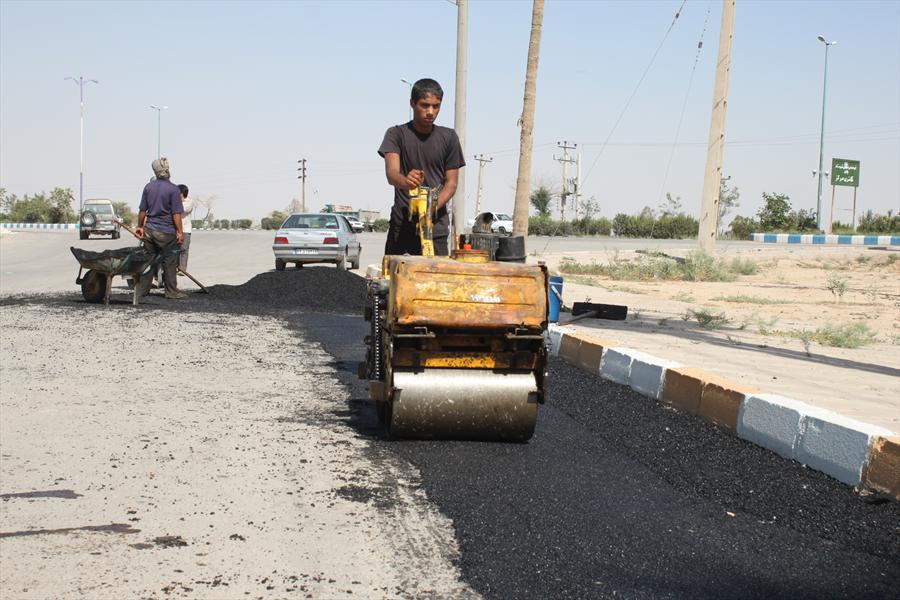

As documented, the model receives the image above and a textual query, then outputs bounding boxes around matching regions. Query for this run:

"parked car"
[79,199,121,240]
[466,211,514,235]
[347,217,365,233]
[272,213,362,271]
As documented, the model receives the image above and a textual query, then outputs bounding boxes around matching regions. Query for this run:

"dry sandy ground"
[536,244,900,432]
[0,304,476,599]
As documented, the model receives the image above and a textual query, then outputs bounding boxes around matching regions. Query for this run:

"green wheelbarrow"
[70,245,174,306]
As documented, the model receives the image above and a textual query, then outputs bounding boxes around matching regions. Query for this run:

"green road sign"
[831,158,860,187]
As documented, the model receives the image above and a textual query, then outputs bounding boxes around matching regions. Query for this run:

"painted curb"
[554,330,898,496]
[1,222,79,230]
[750,232,900,246]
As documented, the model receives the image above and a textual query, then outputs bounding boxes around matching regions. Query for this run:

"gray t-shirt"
[378,122,466,236]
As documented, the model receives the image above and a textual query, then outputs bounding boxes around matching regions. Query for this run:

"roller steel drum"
[390,369,539,442]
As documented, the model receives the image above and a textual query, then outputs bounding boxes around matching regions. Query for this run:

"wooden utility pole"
[474,154,493,215]
[453,0,468,241]
[698,0,735,252]
[297,159,307,212]
[512,0,544,236]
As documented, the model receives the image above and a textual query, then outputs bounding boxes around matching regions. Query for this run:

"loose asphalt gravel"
[3,267,899,599]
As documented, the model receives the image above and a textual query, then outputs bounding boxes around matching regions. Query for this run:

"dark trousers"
[142,228,179,294]
[384,221,449,256]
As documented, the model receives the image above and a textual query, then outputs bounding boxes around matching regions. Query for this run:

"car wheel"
[498,226,508,235]
[113,230,120,240]
[275,259,286,271]
[81,270,106,303]
[295,262,304,268]
[79,230,88,240]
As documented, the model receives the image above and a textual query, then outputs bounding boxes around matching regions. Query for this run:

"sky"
[1,0,898,225]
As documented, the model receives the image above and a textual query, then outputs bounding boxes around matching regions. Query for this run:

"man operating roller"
[378,78,465,256]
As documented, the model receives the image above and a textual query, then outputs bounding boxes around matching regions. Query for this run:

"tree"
[48,187,75,223]
[529,185,552,217]
[193,194,218,226]
[717,180,740,232]
[659,192,682,217]
[113,201,137,226]
[512,0,544,236]
[757,192,792,231]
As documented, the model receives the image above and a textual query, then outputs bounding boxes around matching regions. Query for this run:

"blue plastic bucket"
[548,275,564,323]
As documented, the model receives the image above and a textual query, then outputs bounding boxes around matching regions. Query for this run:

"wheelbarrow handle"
[114,219,210,294]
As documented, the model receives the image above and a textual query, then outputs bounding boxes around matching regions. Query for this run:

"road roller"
[359,187,549,442]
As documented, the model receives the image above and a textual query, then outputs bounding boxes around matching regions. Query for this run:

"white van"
[80,199,121,240]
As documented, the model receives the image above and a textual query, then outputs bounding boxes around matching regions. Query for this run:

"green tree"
[529,186,552,217]
[113,201,137,226]
[9,193,52,223]
[757,192,793,231]
[718,180,740,232]
[48,188,75,223]
[260,210,287,230]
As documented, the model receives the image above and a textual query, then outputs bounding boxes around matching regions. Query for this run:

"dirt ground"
[540,244,900,342]
[0,304,475,599]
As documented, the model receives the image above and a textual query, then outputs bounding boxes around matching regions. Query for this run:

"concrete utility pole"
[554,141,577,220]
[453,0,468,241]
[815,35,837,232]
[575,153,582,219]
[474,154,493,215]
[297,159,307,212]
[65,75,98,216]
[698,0,735,253]
[512,0,544,236]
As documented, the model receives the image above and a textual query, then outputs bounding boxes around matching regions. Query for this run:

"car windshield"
[282,214,340,230]
[87,204,113,214]
[496,213,512,220]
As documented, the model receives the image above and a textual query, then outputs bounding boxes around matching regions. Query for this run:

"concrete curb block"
[1,222,79,230]
[750,232,900,246]
[555,330,898,496]
[862,437,900,500]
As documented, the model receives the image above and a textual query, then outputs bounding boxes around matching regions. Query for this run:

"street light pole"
[65,75,98,216]
[150,104,169,158]
[401,79,413,120]
[815,35,837,232]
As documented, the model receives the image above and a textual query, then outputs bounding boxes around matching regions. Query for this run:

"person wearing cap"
[135,157,186,299]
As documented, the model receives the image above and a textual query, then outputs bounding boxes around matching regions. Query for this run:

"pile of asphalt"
[200,268,367,315]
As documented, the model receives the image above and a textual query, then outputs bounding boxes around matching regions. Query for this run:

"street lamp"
[815,35,837,232]
[149,104,169,158]
[401,78,413,120]
[65,76,98,216]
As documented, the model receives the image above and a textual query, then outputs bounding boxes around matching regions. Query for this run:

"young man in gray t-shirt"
[378,78,465,256]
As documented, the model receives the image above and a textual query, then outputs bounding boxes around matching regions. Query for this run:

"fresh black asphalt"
[6,267,899,599]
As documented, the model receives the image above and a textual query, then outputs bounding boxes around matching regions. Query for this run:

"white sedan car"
[272,213,362,271]
[467,212,514,235]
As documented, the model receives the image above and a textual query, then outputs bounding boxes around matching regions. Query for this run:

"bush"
[757,192,792,231]
[857,210,900,234]
[728,215,759,239]
[371,218,390,232]
[260,210,287,230]
[191,219,205,229]
[230,219,252,230]
[570,217,612,236]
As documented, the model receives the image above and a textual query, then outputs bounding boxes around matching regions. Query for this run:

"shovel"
[560,301,628,324]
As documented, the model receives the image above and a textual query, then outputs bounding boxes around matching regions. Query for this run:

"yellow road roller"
[359,187,549,442]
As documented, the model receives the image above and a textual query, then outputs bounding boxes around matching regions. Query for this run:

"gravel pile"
[208,269,366,314]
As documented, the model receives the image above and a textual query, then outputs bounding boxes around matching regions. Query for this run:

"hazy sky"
[1,0,898,225]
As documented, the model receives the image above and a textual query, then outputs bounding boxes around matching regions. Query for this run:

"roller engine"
[359,188,549,442]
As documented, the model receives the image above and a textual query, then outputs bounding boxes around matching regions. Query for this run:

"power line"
[581,0,688,187]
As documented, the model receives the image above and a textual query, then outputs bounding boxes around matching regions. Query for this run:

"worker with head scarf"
[135,157,185,299]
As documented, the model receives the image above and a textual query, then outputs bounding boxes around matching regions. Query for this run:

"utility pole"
[297,159,307,212]
[575,153,582,219]
[554,141,577,220]
[474,154,493,215]
[453,0,468,242]
[512,0,544,236]
[698,0,735,253]
[815,35,837,232]
[65,75,98,216]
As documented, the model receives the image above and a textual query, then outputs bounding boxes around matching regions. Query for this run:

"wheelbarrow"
[70,245,174,306]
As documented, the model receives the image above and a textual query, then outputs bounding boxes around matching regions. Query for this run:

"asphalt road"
[2,232,898,598]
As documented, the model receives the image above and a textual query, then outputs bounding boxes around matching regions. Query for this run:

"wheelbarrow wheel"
[81,270,107,303]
